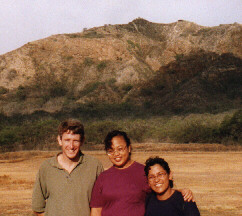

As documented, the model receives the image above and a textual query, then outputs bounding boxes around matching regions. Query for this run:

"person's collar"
[50,151,84,169]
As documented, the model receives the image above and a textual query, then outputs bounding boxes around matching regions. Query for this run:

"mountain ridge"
[0,18,241,115]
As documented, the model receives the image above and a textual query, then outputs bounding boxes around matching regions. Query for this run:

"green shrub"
[68,34,81,38]
[0,127,18,151]
[171,121,220,143]
[126,124,148,143]
[127,40,136,48]
[0,118,59,152]
[219,110,242,144]
[16,85,28,100]
[7,69,17,81]
[85,121,120,144]
[49,82,67,97]
[175,54,184,61]
[82,31,104,38]
[79,82,102,97]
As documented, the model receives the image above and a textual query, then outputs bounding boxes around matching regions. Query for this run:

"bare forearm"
[33,211,44,216]
[90,207,102,216]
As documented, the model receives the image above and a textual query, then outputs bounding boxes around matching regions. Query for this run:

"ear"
[128,145,131,153]
[57,135,62,147]
[169,171,173,180]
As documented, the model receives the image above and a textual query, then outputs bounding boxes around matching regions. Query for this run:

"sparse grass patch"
[122,84,133,93]
[15,85,28,101]
[84,57,94,66]
[97,61,107,71]
[64,55,73,61]
[0,86,8,94]
[82,31,104,38]
[7,69,17,81]
[79,82,103,97]
[0,175,11,184]
[67,33,81,38]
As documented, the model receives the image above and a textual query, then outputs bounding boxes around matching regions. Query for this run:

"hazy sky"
[0,0,241,55]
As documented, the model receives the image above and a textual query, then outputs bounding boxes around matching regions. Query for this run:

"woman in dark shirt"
[144,157,200,216]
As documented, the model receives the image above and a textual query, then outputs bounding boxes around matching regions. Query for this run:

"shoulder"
[174,190,183,198]
[83,154,101,163]
[131,161,146,176]
[82,154,103,167]
[133,161,145,168]
[130,161,145,173]
[39,156,55,170]
[97,166,113,176]
[171,190,184,202]
[172,191,200,214]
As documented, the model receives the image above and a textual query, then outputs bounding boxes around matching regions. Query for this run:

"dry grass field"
[0,144,241,216]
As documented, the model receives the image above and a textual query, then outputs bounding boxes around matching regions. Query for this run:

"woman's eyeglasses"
[106,146,127,155]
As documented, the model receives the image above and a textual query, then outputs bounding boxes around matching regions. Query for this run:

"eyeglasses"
[148,172,167,181]
[106,146,127,155]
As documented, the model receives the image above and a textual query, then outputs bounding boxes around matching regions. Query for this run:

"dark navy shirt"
[145,190,200,216]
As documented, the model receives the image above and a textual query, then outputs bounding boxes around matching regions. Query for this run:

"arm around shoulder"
[178,188,194,202]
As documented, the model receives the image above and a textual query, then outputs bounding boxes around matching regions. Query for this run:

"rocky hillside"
[0,18,241,115]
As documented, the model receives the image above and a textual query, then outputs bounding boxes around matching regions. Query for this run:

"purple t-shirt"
[90,161,150,216]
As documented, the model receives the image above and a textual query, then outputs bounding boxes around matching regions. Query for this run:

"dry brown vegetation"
[0,146,241,216]
[0,19,241,116]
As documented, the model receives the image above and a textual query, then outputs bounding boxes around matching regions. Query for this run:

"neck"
[115,159,134,169]
[57,152,80,173]
[156,188,174,201]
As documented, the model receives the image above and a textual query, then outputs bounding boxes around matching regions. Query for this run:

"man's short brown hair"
[58,119,85,142]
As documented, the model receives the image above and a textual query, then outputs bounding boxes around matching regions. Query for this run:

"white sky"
[0,0,241,55]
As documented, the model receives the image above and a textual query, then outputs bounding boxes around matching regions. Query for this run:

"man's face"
[58,131,83,161]
[148,164,172,196]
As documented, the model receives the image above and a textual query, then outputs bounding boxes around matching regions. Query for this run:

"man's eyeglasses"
[106,146,127,155]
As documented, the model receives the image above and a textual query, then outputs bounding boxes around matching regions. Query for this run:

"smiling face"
[107,136,132,169]
[148,164,173,200]
[57,131,83,162]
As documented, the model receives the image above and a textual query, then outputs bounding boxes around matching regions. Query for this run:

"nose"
[154,177,159,182]
[154,175,161,183]
[70,141,75,149]
[113,150,121,156]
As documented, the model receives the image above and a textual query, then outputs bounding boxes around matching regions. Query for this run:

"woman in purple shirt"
[90,130,193,216]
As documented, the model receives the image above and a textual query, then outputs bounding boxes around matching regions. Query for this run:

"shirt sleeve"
[90,174,105,208]
[32,170,46,213]
[96,161,104,176]
[184,201,200,216]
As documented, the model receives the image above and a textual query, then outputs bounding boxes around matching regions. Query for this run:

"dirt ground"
[0,146,241,216]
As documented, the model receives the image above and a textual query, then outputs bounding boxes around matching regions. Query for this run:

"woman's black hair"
[144,156,173,188]
[104,130,131,151]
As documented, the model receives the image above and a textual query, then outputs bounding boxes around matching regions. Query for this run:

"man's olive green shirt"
[32,152,104,216]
